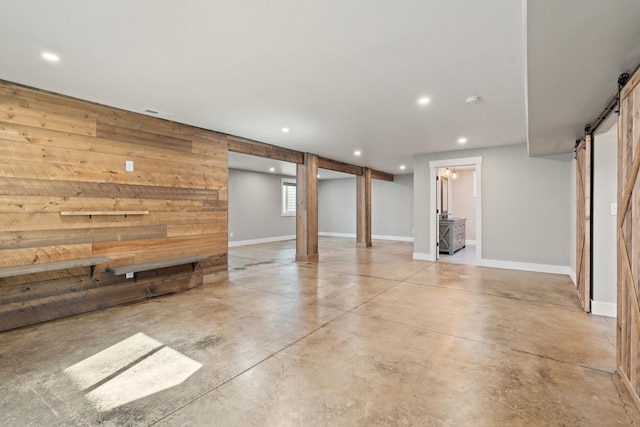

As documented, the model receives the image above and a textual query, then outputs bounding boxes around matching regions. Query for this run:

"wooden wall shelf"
[0,256,113,279]
[107,255,209,280]
[60,210,149,217]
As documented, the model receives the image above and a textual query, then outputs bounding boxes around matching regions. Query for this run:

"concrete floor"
[1,237,638,426]
[438,244,477,265]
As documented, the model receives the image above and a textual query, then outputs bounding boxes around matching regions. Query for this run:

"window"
[281,178,296,216]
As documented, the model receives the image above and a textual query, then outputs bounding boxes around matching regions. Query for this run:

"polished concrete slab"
[438,243,477,265]
[1,237,638,426]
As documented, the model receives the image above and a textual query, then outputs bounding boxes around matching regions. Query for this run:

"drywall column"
[296,153,319,262]
[356,167,372,247]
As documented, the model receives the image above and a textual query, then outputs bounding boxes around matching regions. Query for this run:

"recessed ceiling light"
[269,167,275,172]
[42,52,60,62]
[400,165,406,170]
[281,127,289,133]
[458,137,467,144]
[354,150,362,156]
[417,97,430,105]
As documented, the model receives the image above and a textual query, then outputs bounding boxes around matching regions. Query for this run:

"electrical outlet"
[229,232,234,237]
[611,202,618,216]
[125,160,134,172]
[126,272,134,279]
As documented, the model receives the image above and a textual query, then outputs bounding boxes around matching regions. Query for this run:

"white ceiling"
[1,1,639,173]
[526,0,640,156]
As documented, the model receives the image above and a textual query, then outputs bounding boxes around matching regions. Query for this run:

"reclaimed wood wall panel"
[618,68,640,411]
[0,177,220,200]
[96,122,193,152]
[0,124,226,169]
[0,244,93,268]
[0,81,228,331]
[0,225,168,250]
[0,196,206,214]
[0,104,97,136]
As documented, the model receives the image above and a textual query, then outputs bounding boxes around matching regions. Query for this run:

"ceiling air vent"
[142,108,173,119]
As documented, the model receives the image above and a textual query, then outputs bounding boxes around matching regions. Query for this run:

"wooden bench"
[106,255,209,280]
[0,256,113,279]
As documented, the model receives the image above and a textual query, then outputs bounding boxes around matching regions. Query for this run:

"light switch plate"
[126,272,134,279]
[611,202,618,216]
[125,160,134,172]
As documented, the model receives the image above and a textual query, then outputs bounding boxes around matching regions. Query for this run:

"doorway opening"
[589,114,618,317]
[227,152,299,265]
[429,157,482,265]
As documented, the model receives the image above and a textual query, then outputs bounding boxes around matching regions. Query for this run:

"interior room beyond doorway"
[437,166,477,265]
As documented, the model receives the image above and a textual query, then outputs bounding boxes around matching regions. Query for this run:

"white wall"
[319,175,414,239]
[592,126,618,316]
[450,169,476,241]
[229,170,415,244]
[372,174,414,238]
[228,169,295,244]
[414,143,572,271]
[318,178,356,234]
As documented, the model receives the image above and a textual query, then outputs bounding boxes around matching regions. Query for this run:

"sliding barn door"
[618,69,640,409]
[576,136,591,312]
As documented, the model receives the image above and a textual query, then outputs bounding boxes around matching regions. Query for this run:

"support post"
[296,153,319,262]
[356,167,372,248]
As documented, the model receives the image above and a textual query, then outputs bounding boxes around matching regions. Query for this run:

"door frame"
[429,157,483,262]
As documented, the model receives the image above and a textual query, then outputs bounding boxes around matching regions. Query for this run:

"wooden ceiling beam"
[227,136,394,181]
[227,135,305,164]
[317,156,363,176]
[371,169,394,181]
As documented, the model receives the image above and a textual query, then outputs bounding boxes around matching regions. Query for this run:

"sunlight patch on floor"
[64,332,202,412]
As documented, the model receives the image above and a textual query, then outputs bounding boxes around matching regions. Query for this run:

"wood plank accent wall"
[618,69,640,410]
[0,81,228,331]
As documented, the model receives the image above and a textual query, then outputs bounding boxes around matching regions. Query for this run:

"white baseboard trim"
[591,300,617,318]
[413,252,435,261]
[319,232,414,242]
[373,234,414,242]
[318,231,356,239]
[231,233,414,247]
[568,268,576,286]
[319,232,354,238]
[477,259,571,276]
[229,235,295,247]
[465,240,477,245]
